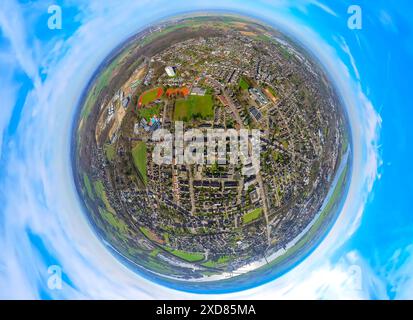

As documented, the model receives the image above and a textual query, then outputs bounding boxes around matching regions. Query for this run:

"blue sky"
[0,0,412,299]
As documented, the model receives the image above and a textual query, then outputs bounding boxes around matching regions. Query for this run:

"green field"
[255,34,273,43]
[150,249,160,257]
[163,233,170,245]
[93,179,129,237]
[202,255,231,268]
[139,87,163,106]
[272,151,281,162]
[266,85,277,98]
[80,90,97,120]
[139,226,153,239]
[281,139,289,149]
[243,207,263,224]
[83,173,94,200]
[132,141,147,185]
[138,104,162,122]
[139,226,163,243]
[341,133,350,156]
[173,94,214,121]
[99,207,128,234]
[94,180,115,213]
[239,77,250,90]
[104,143,116,161]
[164,247,204,262]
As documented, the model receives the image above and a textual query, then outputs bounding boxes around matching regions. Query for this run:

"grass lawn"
[139,226,164,243]
[319,163,348,218]
[150,249,160,257]
[266,85,277,98]
[239,77,250,90]
[243,207,263,224]
[138,104,162,122]
[281,139,289,149]
[93,181,129,237]
[164,247,205,262]
[132,141,147,185]
[104,143,116,161]
[201,255,231,268]
[80,90,97,120]
[255,34,273,43]
[94,180,115,213]
[83,173,94,200]
[99,207,128,234]
[163,233,170,245]
[173,94,214,121]
[139,87,163,106]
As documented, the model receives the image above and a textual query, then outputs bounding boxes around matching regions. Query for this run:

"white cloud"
[378,244,413,299]
[336,36,361,81]
[0,0,40,87]
[310,0,338,17]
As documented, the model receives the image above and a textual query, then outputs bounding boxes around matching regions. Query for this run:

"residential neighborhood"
[75,15,349,280]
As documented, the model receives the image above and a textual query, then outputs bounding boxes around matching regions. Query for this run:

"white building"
[165,66,176,77]
[190,87,206,96]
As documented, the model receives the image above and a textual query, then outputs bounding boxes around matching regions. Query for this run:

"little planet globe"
[73,14,351,292]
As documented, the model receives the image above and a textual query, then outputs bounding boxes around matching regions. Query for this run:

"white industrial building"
[165,66,176,77]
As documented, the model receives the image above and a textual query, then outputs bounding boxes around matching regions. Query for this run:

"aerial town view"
[74,14,350,283]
